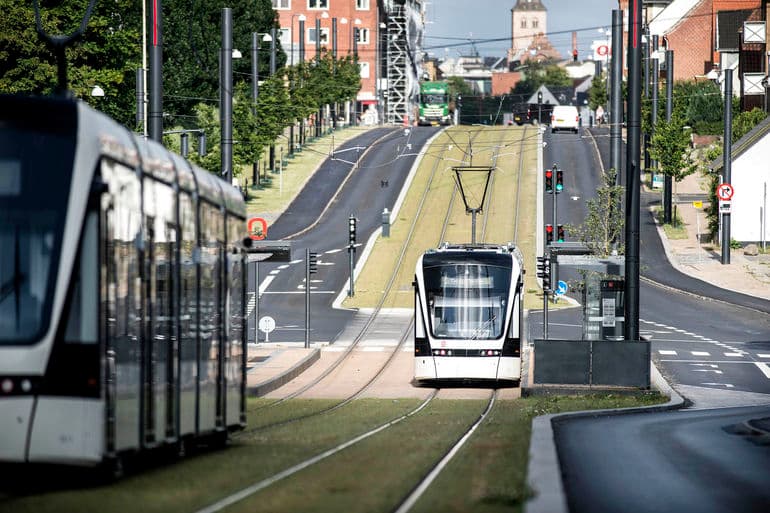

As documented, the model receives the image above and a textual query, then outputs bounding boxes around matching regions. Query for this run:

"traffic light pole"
[305,247,311,348]
[348,215,357,297]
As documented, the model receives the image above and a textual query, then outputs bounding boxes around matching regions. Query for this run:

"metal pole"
[664,49,674,223]
[148,0,163,143]
[348,244,355,297]
[552,164,558,243]
[471,210,477,243]
[252,32,259,187]
[299,19,305,146]
[220,8,233,184]
[610,9,623,185]
[624,0,642,342]
[305,248,310,348]
[270,28,276,75]
[255,262,260,343]
[135,68,145,130]
[651,38,659,189]
[721,68,733,265]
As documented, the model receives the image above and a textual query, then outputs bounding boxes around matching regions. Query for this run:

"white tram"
[0,95,248,469]
[413,243,524,384]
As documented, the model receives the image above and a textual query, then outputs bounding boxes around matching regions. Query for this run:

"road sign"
[716,183,734,201]
[248,217,268,240]
[555,280,568,296]
[259,316,275,342]
[719,201,732,214]
[693,200,703,209]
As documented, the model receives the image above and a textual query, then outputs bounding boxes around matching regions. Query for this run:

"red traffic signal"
[545,169,553,193]
[546,224,553,244]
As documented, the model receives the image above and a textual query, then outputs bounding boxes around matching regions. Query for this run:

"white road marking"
[260,290,336,294]
[278,264,290,270]
[269,270,280,275]
[691,351,710,356]
[259,276,275,294]
[693,369,723,374]
[325,249,342,254]
[701,383,734,388]
[290,259,303,265]
[758,354,770,358]
[723,352,743,357]
[658,350,677,356]
[754,362,770,379]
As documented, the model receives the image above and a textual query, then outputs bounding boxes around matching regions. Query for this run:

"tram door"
[100,197,117,456]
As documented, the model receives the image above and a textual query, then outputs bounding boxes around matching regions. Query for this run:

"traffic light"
[348,215,357,246]
[555,169,564,193]
[536,255,551,291]
[545,224,554,244]
[308,251,318,274]
[557,224,565,243]
[537,91,543,104]
[545,169,553,193]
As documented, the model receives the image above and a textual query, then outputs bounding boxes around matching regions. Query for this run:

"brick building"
[273,0,382,119]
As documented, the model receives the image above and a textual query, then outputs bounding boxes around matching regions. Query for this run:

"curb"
[247,348,321,397]
[524,360,685,513]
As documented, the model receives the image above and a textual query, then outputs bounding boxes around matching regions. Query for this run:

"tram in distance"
[0,94,249,472]
[413,243,524,384]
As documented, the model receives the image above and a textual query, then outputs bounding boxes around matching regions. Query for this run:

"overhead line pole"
[624,0,643,342]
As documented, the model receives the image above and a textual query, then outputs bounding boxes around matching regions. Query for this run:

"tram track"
[214,126,532,511]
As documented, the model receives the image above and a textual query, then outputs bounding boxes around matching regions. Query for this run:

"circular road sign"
[596,44,610,57]
[716,183,734,201]
[248,217,268,240]
[259,316,276,334]
[555,280,568,296]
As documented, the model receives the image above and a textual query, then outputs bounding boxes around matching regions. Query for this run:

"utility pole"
[148,0,163,143]
[220,8,233,184]
[721,69,733,265]
[252,32,259,187]
[651,35,659,188]
[610,9,624,186]
[625,0,643,342]
[664,49,674,223]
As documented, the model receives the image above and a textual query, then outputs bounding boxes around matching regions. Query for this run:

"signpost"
[555,280,568,297]
[259,316,275,342]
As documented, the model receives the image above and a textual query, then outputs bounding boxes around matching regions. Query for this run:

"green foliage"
[163,0,284,127]
[566,167,624,257]
[648,116,697,182]
[588,71,607,111]
[511,60,571,98]
[0,0,142,126]
[447,76,473,98]
[732,107,768,142]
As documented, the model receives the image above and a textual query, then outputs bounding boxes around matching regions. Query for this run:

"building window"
[279,28,290,47]
[520,19,527,29]
[272,0,290,8]
[308,0,328,8]
[356,0,369,9]
[359,61,370,78]
[308,27,330,45]
[532,19,538,29]
[357,27,370,44]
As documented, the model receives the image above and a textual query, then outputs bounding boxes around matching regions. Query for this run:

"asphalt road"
[250,126,439,344]
[555,405,770,513]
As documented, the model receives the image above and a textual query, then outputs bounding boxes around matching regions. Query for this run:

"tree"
[567,167,624,257]
[511,60,571,98]
[0,0,142,126]
[163,0,285,126]
[588,71,608,111]
[649,115,698,185]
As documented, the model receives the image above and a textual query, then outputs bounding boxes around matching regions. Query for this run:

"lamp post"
[252,32,272,186]
[289,14,306,157]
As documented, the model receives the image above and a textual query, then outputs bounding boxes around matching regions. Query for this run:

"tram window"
[63,211,98,343]
[424,264,510,340]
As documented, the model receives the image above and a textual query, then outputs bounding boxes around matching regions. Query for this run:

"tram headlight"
[1,379,13,393]
[20,379,32,393]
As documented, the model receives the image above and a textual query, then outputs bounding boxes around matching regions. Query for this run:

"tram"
[0,94,248,471]
[413,243,524,384]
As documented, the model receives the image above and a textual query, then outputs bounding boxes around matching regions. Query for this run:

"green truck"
[418,81,452,126]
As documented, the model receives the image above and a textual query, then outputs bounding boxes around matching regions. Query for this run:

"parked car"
[551,105,579,133]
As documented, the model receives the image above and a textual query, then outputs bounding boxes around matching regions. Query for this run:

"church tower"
[511,0,547,55]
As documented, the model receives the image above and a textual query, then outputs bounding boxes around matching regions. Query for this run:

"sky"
[424,0,619,61]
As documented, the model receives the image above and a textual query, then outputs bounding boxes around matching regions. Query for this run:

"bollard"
[382,208,390,238]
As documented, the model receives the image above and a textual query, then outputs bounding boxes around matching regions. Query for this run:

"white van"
[551,105,579,133]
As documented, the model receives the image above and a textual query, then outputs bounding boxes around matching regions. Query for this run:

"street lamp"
[292,14,306,67]
[90,85,105,97]
[251,31,273,186]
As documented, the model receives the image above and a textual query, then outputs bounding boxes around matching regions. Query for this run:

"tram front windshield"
[424,263,511,340]
[0,126,74,344]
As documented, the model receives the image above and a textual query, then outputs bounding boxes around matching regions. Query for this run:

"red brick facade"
[491,72,523,96]
[274,0,380,108]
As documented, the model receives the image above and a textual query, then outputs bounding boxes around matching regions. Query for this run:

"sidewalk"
[651,171,770,301]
